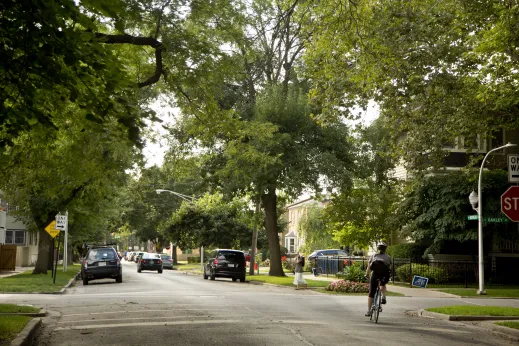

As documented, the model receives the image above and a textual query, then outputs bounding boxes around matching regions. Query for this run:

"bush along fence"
[311,256,519,287]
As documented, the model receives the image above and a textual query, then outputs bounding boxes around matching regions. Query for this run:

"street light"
[156,189,194,202]
[155,189,202,266]
[470,142,517,295]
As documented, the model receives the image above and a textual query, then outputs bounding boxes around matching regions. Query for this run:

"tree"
[170,1,355,276]
[163,194,251,250]
[303,0,519,169]
[298,205,339,255]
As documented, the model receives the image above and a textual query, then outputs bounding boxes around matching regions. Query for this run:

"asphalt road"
[4,261,518,346]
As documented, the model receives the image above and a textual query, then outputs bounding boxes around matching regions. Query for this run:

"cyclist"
[364,242,391,316]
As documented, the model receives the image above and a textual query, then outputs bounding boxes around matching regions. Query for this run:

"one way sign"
[509,155,519,183]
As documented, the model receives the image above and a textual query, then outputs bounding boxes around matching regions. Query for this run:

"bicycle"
[369,277,383,323]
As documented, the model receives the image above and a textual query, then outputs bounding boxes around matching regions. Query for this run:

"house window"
[5,230,25,245]
[289,238,295,253]
[442,135,486,153]
[182,249,192,255]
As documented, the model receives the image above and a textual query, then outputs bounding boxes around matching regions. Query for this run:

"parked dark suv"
[81,246,122,285]
[203,249,246,282]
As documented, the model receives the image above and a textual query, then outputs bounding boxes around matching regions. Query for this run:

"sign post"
[501,186,519,222]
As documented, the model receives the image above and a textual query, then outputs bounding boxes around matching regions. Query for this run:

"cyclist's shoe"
[365,310,371,317]
[381,296,387,304]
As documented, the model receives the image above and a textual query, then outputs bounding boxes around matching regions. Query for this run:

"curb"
[0,309,47,318]
[417,309,519,321]
[482,321,519,341]
[10,318,41,346]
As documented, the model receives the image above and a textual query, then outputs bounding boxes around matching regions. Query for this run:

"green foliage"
[395,170,516,246]
[386,244,426,259]
[164,193,251,250]
[335,262,367,282]
[187,256,200,264]
[298,205,339,255]
[395,264,449,284]
[304,0,519,169]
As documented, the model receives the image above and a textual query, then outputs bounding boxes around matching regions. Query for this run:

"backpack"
[301,256,305,267]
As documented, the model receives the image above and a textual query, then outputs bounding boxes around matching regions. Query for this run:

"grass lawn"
[0,315,32,344]
[0,304,39,314]
[426,306,519,316]
[246,274,330,288]
[175,263,203,270]
[0,265,80,293]
[437,288,519,298]
[494,321,519,330]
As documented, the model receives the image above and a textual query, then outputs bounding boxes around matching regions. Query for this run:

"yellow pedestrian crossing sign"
[45,220,60,238]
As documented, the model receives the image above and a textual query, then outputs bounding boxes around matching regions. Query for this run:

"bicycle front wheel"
[374,288,382,323]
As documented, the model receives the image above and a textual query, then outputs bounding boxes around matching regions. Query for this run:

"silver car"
[159,254,173,269]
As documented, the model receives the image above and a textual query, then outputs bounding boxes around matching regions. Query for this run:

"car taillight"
[83,260,88,268]
[157,260,162,264]
[244,260,247,267]
[214,259,219,265]
[141,260,147,264]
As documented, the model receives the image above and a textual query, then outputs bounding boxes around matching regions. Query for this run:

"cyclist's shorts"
[369,274,389,298]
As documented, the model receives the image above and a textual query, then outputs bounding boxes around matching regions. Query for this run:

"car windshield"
[87,249,116,261]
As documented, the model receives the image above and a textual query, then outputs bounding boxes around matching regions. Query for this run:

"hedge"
[386,243,426,259]
[395,263,449,284]
[326,280,369,293]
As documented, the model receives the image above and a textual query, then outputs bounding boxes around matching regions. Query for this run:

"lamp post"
[469,142,517,295]
[155,189,201,266]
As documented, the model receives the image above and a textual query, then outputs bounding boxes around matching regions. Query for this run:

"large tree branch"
[95,33,165,88]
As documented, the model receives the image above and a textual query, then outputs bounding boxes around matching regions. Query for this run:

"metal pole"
[64,210,68,272]
[475,143,516,294]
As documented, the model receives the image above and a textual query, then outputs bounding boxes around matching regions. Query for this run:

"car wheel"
[83,278,88,285]
[158,269,163,274]
[239,275,246,282]
[137,268,142,273]
[116,275,122,283]
[210,270,216,281]
[232,277,237,282]
[203,268,208,280]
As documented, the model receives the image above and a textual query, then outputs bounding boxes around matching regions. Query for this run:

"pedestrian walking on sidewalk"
[293,253,307,290]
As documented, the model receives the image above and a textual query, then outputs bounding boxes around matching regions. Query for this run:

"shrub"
[282,258,296,273]
[187,256,200,264]
[262,259,270,267]
[335,262,366,282]
[326,280,369,293]
[266,245,288,259]
[395,263,449,284]
[386,243,426,259]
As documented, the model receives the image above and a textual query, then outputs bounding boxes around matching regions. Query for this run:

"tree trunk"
[262,184,284,276]
[33,229,52,274]
[172,245,177,265]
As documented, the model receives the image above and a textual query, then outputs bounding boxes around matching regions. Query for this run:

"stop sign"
[501,186,519,221]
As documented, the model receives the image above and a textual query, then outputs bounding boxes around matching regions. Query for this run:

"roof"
[285,231,296,238]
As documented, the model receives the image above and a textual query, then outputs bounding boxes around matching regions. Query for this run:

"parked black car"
[138,253,163,273]
[203,249,246,282]
[81,246,122,285]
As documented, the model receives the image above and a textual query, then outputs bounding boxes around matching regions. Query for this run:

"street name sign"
[508,154,519,183]
[501,186,519,222]
[466,215,510,222]
[45,220,60,238]
[412,275,429,288]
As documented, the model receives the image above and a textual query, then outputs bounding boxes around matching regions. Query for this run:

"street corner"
[9,317,42,346]
[480,320,519,342]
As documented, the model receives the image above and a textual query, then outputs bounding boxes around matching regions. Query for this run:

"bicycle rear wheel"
[374,288,382,323]
[369,291,377,321]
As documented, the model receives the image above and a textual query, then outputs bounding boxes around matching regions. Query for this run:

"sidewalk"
[0,266,33,279]
[299,272,459,298]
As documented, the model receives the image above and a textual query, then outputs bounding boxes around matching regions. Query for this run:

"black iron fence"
[310,256,519,287]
